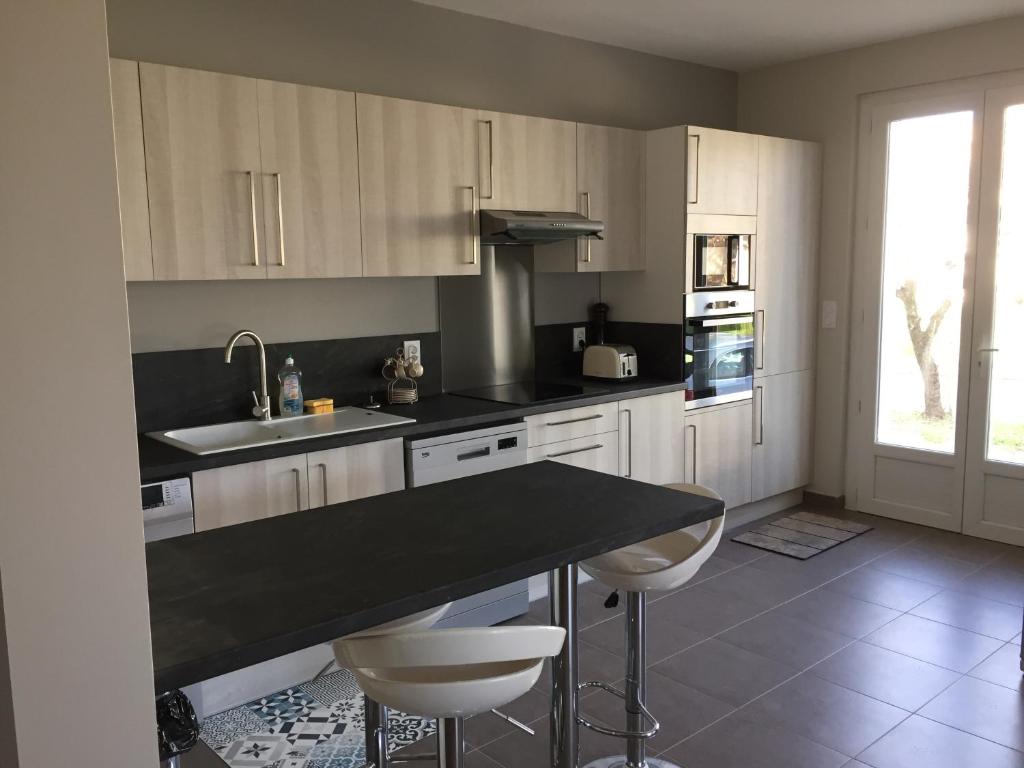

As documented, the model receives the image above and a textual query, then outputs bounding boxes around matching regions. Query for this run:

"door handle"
[272,172,285,266]
[317,462,328,506]
[292,468,303,512]
[246,170,260,266]
[687,424,697,484]
[687,134,700,205]
[754,386,764,446]
[755,310,765,371]
[580,192,592,263]
[466,185,479,265]
[479,119,494,200]
[622,408,633,478]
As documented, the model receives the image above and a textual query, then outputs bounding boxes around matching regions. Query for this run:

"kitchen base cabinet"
[528,434,619,475]
[525,401,619,447]
[193,454,309,532]
[620,392,684,485]
[752,369,814,502]
[684,402,753,509]
[307,439,405,508]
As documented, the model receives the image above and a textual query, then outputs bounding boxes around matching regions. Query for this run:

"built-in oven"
[684,289,755,410]
[692,233,751,290]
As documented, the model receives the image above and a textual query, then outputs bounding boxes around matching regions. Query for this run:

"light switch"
[821,300,838,329]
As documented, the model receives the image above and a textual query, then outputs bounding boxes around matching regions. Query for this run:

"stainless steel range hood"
[480,209,604,245]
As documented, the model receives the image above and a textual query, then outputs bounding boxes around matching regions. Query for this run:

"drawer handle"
[548,444,603,459]
[317,462,328,506]
[545,414,603,427]
[292,468,303,512]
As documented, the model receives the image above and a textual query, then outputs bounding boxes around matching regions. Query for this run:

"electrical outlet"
[573,326,587,351]
[403,339,421,363]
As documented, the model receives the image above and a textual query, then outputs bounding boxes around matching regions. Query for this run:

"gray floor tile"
[713,538,770,564]
[465,749,504,768]
[969,642,1024,692]
[718,609,851,669]
[578,579,626,629]
[646,583,763,636]
[953,562,1024,607]
[910,589,1024,641]
[913,529,1013,565]
[464,687,550,748]
[857,714,1024,768]
[696,563,820,609]
[824,568,942,612]
[577,669,733,753]
[867,547,980,588]
[776,587,901,639]
[810,641,960,711]
[580,609,704,663]
[843,762,873,768]
[660,712,849,768]
[864,614,1004,673]
[920,675,1024,751]
[742,673,909,756]
[652,638,797,707]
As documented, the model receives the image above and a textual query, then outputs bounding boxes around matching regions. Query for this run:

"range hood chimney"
[480,209,604,246]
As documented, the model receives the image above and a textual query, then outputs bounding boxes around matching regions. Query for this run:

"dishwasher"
[405,419,530,628]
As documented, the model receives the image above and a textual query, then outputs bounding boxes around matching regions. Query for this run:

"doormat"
[199,667,435,768]
[732,511,872,560]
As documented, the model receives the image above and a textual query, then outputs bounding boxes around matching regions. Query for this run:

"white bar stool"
[330,602,452,768]
[578,483,725,768]
[336,625,566,768]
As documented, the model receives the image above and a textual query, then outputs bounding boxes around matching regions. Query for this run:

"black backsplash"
[534,322,683,382]
[132,333,441,434]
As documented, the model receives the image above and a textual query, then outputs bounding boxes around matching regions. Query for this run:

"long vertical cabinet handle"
[246,170,260,266]
[317,462,329,506]
[687,134,700,205]
[291,468,303,512]
[687,424,698,484]
[580,192,592,263]
[755,310,766,371]
[754,386,764,446]
[479,120,494,200]
[466,185,479,265]
[622,409,633,478]
[273,172,286,266]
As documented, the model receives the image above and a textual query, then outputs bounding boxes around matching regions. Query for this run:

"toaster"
[583,344,638,380]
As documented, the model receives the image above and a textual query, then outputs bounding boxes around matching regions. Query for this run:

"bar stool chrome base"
[583,757,681,768]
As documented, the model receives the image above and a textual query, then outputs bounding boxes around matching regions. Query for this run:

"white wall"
[738,15,1024,496]
[0,2,158,765]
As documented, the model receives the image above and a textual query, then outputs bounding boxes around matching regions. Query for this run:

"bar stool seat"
[578,483,725,768]
[336,626,565,767]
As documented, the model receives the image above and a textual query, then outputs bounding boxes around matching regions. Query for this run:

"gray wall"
[108,0,737,353]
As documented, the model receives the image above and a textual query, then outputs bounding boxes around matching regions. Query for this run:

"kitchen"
[5,2,1024,768]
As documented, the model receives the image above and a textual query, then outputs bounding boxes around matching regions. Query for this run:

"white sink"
[148,407,416,455]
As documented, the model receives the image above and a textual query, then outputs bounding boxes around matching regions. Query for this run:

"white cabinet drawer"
[525,401,619,447]
[527,434,619,475]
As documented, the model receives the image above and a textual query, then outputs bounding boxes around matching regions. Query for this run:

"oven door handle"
[689,314,755,328]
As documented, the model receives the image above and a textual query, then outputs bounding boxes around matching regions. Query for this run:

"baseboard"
[724,489,805,531]
[803,490,846,509]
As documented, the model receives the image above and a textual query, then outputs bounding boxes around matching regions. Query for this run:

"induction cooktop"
[449,381,609,406]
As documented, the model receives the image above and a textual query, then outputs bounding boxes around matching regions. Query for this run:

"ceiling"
[413,0,1024,70]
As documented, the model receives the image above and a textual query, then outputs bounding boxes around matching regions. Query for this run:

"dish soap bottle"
[277,357,303,417]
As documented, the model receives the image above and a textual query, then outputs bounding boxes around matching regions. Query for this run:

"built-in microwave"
[692,233,751,291]
[683,289,755,410]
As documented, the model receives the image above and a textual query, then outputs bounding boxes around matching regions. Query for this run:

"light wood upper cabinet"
[307,439,405,508]
[620,392,684,485]
[577,123,645,271]
[193,454,309,532]
[141,63,264,280]
[256,80,362,278]
[684,402,752,509]
[755,136,821,377]
[109,59,153,281]
[357,94,479,277]
[686,126,759,216]
[478,111,576,212]
[751,369,814,502]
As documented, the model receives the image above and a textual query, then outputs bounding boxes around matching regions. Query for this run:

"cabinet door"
[620,392,684,485]
[527,435,619,475]
[193,455,309,532]
[751,369,814,502]
[257,80,362,278]
[755,136,821,377]
[686,127,758,216]
[684,402,752,509]
[110,59,153,281]
[357,94,479,276]
[141,64,264,280]
[307,439,405,508]
[577,124,645,272]
[478,111,576,212]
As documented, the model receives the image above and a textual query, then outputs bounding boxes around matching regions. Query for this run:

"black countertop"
[147,461,722,692]
[139,378,686,482]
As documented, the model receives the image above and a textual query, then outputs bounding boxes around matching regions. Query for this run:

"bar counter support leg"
[550,562,579,768]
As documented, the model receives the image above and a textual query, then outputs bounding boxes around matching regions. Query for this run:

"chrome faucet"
[224,330,272,421]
